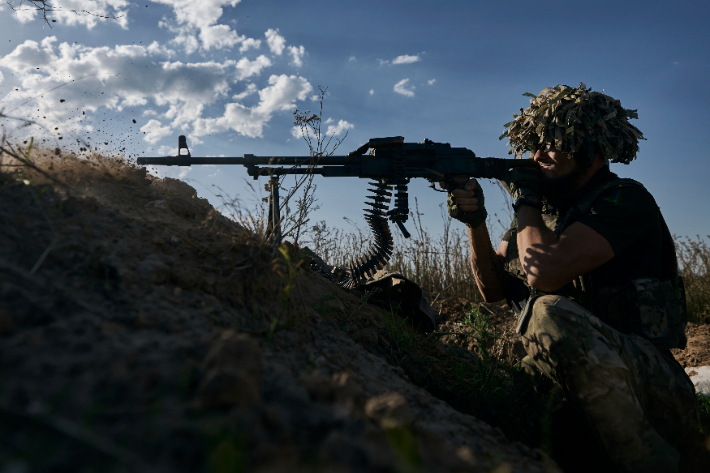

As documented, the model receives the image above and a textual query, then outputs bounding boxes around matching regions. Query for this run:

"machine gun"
[138,135,535,286]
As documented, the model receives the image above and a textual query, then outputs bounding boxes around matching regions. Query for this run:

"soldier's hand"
[501,167,544,200]
[442,176,487,228]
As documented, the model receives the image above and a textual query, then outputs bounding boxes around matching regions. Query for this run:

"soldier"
[446,84,699,473]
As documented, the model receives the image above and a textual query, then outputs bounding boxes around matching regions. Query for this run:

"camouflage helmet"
[500,83,644,165]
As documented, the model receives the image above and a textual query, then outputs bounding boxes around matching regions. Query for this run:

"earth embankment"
[0,151,558,472]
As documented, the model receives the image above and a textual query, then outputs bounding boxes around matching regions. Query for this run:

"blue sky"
[1,0,709,244]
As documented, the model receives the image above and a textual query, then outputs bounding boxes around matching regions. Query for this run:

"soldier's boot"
[522,295,680,473]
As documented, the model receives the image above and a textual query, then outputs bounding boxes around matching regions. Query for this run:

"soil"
[672,323,710,368]
[1,150,708,473]
[0,151,558,473]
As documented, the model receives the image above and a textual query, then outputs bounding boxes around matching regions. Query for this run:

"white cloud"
[146,41,176,58]
[156,145,177,156]
[165,24,200,55]
[239,38,261,52]
[192,74,312,139]
[9,0,130,29]
[232,83,257,100]
[154,0,258,52]
[369,89,374,95]
[428,79,436,85]
[291,125,306,139]
[1,10,309,144]
[379,54,422,66]
[152,0,241,30]
[288,45,306,67]
[292,118,352,139]
[146,159,192,179]
[394,79,415,97]
[265,28,286,55]
[1,38,232,133]
[325,120,353,136]
[199,24,243,50]
[234,55,272,80]
[141,119,172,142]
[392,54,420,65]
[348,55,356,62]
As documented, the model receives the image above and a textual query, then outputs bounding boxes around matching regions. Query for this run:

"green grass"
[376,303,538,445]
[698,394,710,434]
[382,306,419,363]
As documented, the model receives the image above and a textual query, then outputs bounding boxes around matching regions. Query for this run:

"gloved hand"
[447,178,487,229]
[501,167,544,200]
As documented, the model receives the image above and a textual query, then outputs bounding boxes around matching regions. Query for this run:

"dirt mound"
[0,150,558,472]
[672,323,710,368]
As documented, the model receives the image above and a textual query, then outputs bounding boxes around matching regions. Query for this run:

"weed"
[203,428,247,473]
[384,426,423,472]
[463,305,494,362]
[698,394,710,435]
[676,236,710,324]
[313,295,340,316]
[699,394,710,415]
[383,307,418,363]
[266,243,306,340]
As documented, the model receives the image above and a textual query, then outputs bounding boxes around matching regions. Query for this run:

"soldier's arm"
[515,206,614,292]
[448,177,509,301]
[466,224,508,302]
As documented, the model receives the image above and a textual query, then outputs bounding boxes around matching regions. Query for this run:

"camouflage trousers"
[521,295,699,473]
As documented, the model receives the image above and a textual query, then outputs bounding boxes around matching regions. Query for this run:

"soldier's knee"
[530,295,592,330]
[530,295,565,320]
[524,295,593,360]
[527,295,575,335]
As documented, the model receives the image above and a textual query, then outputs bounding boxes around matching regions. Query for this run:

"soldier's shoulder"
[592,175,657,209]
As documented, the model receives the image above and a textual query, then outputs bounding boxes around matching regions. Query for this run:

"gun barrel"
[136,155,362,166]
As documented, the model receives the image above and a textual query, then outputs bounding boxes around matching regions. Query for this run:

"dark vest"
[504,176,687,350]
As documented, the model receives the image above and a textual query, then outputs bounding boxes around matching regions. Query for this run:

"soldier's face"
[534,146,585,199]
[533,146,579,180]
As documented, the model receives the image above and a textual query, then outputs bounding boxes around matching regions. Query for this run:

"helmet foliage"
[500,83,644,165]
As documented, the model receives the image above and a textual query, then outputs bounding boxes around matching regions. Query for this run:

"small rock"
[365,392,413,429]
[138,254,171,285]
[100,321,126,335]
[300,370,333,402]
[197,330,263,408]
[198,369,260,408]
[0,309,15,335]
[456,445,478,467]
[685,366,710,395]
[355,327,378,346]
[332,371,364,410]
[145,199,168,210]
[173,267,200,290]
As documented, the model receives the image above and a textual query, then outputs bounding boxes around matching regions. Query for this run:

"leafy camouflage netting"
[500,83,644,165]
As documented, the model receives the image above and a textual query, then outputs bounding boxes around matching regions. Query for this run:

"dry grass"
[304,201,482,304]
[219,180,710,326]
[676,236,710,324]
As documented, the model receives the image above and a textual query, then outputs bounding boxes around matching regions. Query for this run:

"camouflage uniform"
[500,172,700,472]
[521,295,697,473]
[490,84,700,472]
